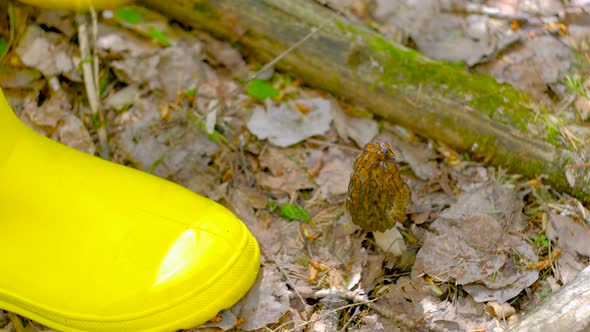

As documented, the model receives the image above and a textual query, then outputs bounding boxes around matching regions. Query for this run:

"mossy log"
[142,0,590,202]
[508,265,590,332]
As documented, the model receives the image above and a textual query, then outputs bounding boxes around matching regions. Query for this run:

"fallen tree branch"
[508,265,590,332]
[142,0,590,202]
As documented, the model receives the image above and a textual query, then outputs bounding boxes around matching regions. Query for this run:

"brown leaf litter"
[3,1,590,332]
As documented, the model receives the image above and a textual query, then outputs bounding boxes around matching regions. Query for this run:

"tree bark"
[142,0,590,202]
[508,265,590,332]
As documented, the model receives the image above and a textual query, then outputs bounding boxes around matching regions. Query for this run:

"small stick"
[77,11,109,159]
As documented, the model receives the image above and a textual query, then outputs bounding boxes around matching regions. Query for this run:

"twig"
[263,250,307,308]
[443,2,561,25]
[272,299,376,332]
[7,312,25,332]
[77,11,109,159]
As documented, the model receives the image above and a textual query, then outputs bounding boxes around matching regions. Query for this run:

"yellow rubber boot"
[0,88,260,332]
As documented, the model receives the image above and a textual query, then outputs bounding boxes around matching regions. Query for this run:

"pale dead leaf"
[182,169,220,199]
[330,98,378,147]
[111,55,160,88]
[379,131,441,180]
[485,301,516,319]
[198,309,236,330]
[199,33,246,70]
[413,215,509,285]
[112,98,218,181]
[54,112,96,155]
[36,10,76,37]
[16,25,78,79]
[21,91,68,133]
[157,44,203,100]
[455,166,493,192]
[193,68,238,113]
[360,254,385,289]
[373,227,406,257]
[546,212,590,257]
[417,296,495,331]
[229,265,290,331]
[256,146,314,193]
[415,13,496,66]
[456,294,484,317]
[375,276,430,318]
[463,247,538,302]
[314,147,354,197]
[413,183,538,302]
[374,0,498,65]
[0,66,43,89]
[228,187,303,267]
[104,84,139,112]
[346,246,367,290]
[439,182,524,229]
[478,36,572,104]
[97,23,160,57]
[247,98,332,148]
[556,251,586,284]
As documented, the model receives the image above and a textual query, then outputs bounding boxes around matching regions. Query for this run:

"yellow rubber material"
[0,87,260,332]
[18,0,133,11]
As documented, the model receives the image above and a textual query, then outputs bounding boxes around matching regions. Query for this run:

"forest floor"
[1,0,589,331]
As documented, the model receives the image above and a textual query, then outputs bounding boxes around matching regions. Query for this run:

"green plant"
[280,204,311,223]
[564,74,588,98]
[246,79,279,101]
[148,27,171,47]
[533,234,550,249]
[266,200,278,212]
[115,6,144,24]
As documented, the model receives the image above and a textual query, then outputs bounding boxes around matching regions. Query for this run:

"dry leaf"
[54,112,96,155]
[16,25,78,79]
[229,265,290,331]
[247,98,332,148]
[330,98,378,147]
[546,212,590,257]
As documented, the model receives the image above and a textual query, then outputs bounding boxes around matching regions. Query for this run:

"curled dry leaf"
[247,98,332,148]
[314,147,354,198]
[229,265,290,331]
[546,212,590,257]
[417,296,495,331]
[413,182,539,303]
[485,301,516,319]
[378,131,441,181]
[330,98,378,147]
[112,99,218,181]
[346,139,411,232]
[97,23,160,57]
[255,146,315,194]
[373,227,406,257]
[16,25,78,79]
[55,112,96,155]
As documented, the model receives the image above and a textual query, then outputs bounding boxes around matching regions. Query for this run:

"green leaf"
[280,204,311,223]
[246,79,279,101]
[185,87,197,97]
[564,74,588,98]
[99,71,115,96]
[0,38,7,57]
[90,112,102,128]
[266,200,278,212]
[115,6,144,25]
[533,234,549,248]
[148,27,171,47]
